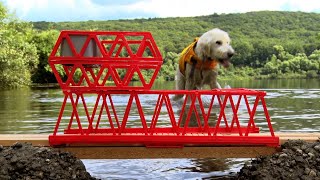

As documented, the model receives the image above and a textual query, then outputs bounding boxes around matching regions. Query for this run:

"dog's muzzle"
[218,52,233,68]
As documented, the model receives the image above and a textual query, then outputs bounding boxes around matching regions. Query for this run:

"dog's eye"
[216,41,222,45]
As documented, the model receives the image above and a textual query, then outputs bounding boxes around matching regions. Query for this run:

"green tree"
[159,52,179,81]
[309,50,320,61]
[262,55,279,75]
[309,50,320,73]
[279,61,290,73]
[31,30,60,83]
[232,39,254,66]
[273,45,294,61]
[0,2,38,88]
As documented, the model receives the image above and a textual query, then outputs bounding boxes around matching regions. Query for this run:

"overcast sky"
[2,0,320,22]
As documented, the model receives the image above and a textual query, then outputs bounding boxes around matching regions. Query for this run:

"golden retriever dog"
[173,28,234,100]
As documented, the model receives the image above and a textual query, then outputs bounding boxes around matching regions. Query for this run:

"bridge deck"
[0,133,319,159]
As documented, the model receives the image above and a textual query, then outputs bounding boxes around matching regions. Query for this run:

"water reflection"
[178,158,229,173]
[83,158,243,180]
[0,88,61,134]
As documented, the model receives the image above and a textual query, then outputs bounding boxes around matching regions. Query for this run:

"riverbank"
[236,140,320,179]
[1,140,320,179]
[0,142,96,180]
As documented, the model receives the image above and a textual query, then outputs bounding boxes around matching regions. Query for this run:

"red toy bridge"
[48,31,279,147]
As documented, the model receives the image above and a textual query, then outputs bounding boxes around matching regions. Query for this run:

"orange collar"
[195,59,218,70]
[179,38,218,75]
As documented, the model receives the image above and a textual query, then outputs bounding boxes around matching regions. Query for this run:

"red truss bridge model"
[48,31,279,147]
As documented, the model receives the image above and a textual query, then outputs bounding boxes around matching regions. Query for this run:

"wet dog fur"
[173,28,234,101]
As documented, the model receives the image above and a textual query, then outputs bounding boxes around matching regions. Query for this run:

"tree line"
[1,1,320,88]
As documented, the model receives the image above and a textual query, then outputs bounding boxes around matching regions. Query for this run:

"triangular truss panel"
[49,31,162,90]
[50,90,279,147]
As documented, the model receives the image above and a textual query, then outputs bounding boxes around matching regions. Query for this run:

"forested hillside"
[33,11,320,66]
[32,11,320,81]
[1,0,320,88]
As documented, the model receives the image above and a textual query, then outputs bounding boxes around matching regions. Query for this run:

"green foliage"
[306,70,318,78]
[0,2,38,88]
[260,46,320,78]
[159,52,179,81]
[30,30,59,83]
[32,11,320,69]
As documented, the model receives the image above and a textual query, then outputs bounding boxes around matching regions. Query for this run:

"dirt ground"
[0,142,97,180]
[236,139,320,180]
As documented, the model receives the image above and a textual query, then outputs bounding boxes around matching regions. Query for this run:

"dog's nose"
[227,52,234,58]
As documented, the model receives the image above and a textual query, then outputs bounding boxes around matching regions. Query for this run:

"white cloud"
[3,0,139,21]
[126,0,320,17]
[2,0,320,21]
[281,0,320,12]
[126,0,283,17]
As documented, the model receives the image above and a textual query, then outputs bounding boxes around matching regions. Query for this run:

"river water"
[0,79,320,179]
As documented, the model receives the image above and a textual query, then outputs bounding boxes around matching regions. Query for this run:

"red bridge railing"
[49,31,279,147]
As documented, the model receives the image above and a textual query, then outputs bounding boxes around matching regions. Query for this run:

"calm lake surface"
[1,79,320,179]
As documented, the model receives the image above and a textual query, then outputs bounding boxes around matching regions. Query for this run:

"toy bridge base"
[49,133,278,147]
[1,133,319,159]
[50,89,279,147]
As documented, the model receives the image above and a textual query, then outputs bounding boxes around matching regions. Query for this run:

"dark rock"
[0,142,97,180]
[237,140,320,180]
[308,152,315,159]
[296,149,303,155]
[314,145,320,151]
[279,153,288,158]
[295,156,305,163]
[10,155,18,164]
[305,148,312,154]
[301,145,308,151]
[309,170,317,177]
[11,142,23,149]
[305,167,311,175]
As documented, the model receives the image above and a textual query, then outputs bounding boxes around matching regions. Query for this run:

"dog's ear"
[200,43,211,61]
[204,44,211,60]
[196,41,210,61]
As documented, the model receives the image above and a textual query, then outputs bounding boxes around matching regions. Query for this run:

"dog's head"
[195,28,234,68]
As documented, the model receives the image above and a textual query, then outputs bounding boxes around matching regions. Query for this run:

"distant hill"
[32,11,320,67]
